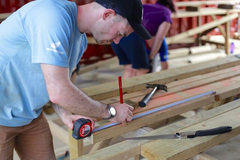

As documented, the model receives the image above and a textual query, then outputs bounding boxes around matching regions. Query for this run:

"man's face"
[91,10,134,44]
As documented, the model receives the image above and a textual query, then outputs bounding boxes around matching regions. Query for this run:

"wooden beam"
[189,153,218,160]
[218,4,235,10]
[78,57,118,74]
[168,48,190,58]
[91,75,240,143]
[75,99,240,160]
[175,1,239,7]
[171,8,240,19]
[210,15,226,38]
[88,139,111,154]
[141,106,240,160]
[48,120,68,144]
[167,13,238,45]
[82,56,240,101]
[201,38,225,46]
[100,65,240,107]
[102,65,240,108]
[69,130,84,159]
[225,12,231,54]
[0,13,11,21]
[187,53,226,64]
[93,94,215,143]
[186,6,200,12]
[190,45,215,54]
[129,71,240,114]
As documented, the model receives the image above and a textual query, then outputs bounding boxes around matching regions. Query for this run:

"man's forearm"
[51,82,108,118]
[41,64,109,119]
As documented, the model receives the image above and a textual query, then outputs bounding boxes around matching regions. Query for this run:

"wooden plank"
[168,37,196,44]
[201,38,225,46]
[190,45,215,54]
[69,130,84,159]
[175,1,240,7]
[78,57,118,74]
[0,13,11,21]
[197,14,202,45]
[168,48,190,58]
[48,120,69,144]
[75,99,240,160]
[171,8,240,19]
[88,139,111,154]
[218,4,235,10]
[210,15,226,38]
[186,6,200,12]
[225,12,230,54]
[187,53,226,64]
[129,75,240,115]
[92,93,216,143]
[189,153,218,160]
[82,56,240,101]
[141,106,240,160]
[102,65,240,106]
[167,13,238,45]
[87,37,110,45]
[92,75,240,143]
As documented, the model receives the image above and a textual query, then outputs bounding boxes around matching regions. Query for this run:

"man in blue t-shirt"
[0,0,151,159]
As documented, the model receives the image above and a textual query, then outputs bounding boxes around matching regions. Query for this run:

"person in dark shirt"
[111,0,176,79]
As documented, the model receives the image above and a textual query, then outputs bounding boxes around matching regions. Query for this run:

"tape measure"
[72,118,92,139]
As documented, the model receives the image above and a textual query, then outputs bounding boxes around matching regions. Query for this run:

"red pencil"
[118,76,123,104]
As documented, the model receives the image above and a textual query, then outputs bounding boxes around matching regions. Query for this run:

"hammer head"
[146,83,168,92]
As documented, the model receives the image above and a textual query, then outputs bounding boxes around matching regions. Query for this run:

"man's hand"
[148,59,153,73]
[63,114,96,130]
[108,103,134,126]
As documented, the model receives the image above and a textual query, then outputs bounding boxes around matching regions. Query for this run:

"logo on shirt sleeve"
[46,41,64,54]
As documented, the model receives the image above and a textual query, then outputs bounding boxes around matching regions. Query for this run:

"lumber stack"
[50,55,240,159]
[76,99,240,160]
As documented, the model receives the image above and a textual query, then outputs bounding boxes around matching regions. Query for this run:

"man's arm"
[149,22,171,60]
[41,64,133,124]
[52,103,96,129]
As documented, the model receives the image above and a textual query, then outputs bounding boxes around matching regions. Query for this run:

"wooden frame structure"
[46,55,240,159]
[66,55,240,160]
[167,6,240,55]
[76,99,240,160]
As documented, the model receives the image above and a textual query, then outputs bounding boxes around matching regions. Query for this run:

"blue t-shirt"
[0,0,87,127]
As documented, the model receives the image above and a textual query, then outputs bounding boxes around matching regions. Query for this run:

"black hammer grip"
[139,87,157,107]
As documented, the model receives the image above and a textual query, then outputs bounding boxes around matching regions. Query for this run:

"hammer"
[138,84,168,107]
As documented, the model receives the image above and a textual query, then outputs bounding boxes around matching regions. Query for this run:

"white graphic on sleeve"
[46,41,64,54]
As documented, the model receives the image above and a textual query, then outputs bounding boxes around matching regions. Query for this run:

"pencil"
[118,76,123,104]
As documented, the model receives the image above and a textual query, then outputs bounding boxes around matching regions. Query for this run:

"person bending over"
[0,0,151,159]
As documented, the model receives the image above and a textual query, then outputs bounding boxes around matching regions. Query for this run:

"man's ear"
[102,9,115,20]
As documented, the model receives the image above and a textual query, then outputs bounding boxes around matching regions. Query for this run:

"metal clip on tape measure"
[72,118,92,139]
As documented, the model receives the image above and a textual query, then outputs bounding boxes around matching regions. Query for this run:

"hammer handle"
[139,87,157,107]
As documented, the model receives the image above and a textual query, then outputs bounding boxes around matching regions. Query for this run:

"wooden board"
[81,56,240,101]
[172,8,240,18]
[175,1,240,7]
[0,13,11,21]
[167,13,238,44]
[91,75,240,143]
[141,106,240,160]
[76,99,240,160]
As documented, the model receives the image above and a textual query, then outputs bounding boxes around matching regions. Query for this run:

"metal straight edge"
[93,91,215,133]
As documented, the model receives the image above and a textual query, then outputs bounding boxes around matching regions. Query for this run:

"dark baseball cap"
[95,0,152,40]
